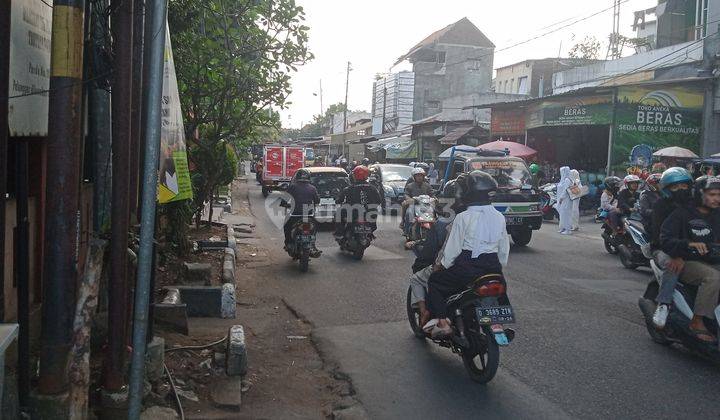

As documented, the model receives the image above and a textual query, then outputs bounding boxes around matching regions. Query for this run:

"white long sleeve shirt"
[440,205,510,269]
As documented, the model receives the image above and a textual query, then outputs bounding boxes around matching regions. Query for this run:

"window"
[503,80,508,93]
[510,79,515,93]
[466,59,482,71]
[517,76,529,94]
[426,100,440,109]
[696,0,709,39]
[437,51,446,64]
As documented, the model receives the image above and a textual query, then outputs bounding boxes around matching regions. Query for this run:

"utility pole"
[319,79,324,116]
[129,0,145,219]
[105,0,134,393]
[39,0,87,395]
[343,61,352,132]
[381,83,387,134]
[0,0,11,323]
[701,25,720,155]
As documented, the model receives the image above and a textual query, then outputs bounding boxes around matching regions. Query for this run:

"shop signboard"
[611,83,703,170]
[491,109,525,136]
[158,25,193,204]
[9,0,52,136]
[526,95,613,129]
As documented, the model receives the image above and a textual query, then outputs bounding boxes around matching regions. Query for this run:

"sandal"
[422,319,439,333]
[430,324,453,339]
[690,327,717,344]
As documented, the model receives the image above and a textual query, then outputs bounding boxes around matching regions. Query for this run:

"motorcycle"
[617,215,651,270]
[539,183,558,221]
[638,247,720,363]
[281,200,319,273]
[406,274,515,383]
[404,195,437,249]
[337,220,374,260]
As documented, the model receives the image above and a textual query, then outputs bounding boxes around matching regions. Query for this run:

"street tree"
[168,0,313,225]
[568,35,601,60]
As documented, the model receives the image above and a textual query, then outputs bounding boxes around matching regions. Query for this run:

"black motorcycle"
[286,218,318,272]
[336,220,374,260]
[638,245,720,363]
[406,274,515,384]
[601,212,650,269]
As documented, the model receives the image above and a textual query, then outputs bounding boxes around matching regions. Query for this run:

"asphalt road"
[244,181,720,420]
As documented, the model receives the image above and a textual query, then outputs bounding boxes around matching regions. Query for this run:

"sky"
[280,0,658,129]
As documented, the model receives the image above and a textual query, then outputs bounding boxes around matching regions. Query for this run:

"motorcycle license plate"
[299,234,315,243]
[354,225,373,233]
[476,306,515,324]
[506,216,524,226]
[320,198,335,205]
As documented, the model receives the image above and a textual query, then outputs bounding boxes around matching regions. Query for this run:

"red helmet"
[645,173,661,191]
[352,165,369,182]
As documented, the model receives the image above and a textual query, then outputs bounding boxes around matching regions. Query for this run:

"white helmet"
[623,174,641,185]
[412,167,426,176]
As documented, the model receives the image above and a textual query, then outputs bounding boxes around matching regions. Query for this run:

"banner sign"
[491,109,525,136]
[158,24,193,204]
[9,0,52,136]
[526,95,613,129]
[611,83,704,169]
[385,140,417,159]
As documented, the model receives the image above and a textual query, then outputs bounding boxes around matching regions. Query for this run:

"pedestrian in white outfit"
[569,169,582,231]
[555,166,574,234]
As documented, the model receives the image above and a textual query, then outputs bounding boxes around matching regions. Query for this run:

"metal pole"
[39,0,86,394]
[15,140,30,406]
[127,1,167,416]
[606,88,618,177]
[0,0,11,322]
[129,0,145,219]
[343,61,351,132]
[105,0,134,392]
[381,85,387,134]
[319,79,323,116]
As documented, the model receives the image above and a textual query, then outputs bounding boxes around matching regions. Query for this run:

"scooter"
[539,183,558,221]
[617,215,651,270]
[337,220,374,260]
[404,195,437,251]
[406,274,516,383]
[638,254,720,363]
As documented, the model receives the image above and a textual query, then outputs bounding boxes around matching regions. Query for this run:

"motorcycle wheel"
[405,287,426,340]
[462,328,500,384]
[299,251,309,273]
[352,248,365,260]
[511,228,532,247]
[618,245,638,269]
[603,236,619,255]
[261,187,270,198]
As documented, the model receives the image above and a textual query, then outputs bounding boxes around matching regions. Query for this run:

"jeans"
[653,250,679,305]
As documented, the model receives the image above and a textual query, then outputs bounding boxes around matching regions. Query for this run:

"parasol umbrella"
[652,146,699,159]
[479,140,537,158]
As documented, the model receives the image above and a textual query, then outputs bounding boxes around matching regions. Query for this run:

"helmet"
[462,170,498,204]
[623,175,641,185]
[411,167,426,176]
[696,175,720,191]
[529,163,540,175]
[362,158,370,166]
[645,173,662,191]
[602,176,622,192]
[340,158,348,165]
[411,162,429,173]
[352,165,369,182]
[295,169,311,182]
[660,167,693,190]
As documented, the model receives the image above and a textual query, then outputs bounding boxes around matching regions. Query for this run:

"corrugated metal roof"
[395,18,495,65]
[438,126,475,145]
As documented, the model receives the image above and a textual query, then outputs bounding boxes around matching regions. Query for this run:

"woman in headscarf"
[555,166,574,235]
[569,169,582,231]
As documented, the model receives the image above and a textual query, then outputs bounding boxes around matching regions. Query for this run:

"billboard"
[611,83,704,169]
[526,95,613,129]
[157,24,193,204]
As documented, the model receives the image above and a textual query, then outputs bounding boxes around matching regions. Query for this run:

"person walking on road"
[427,162,439,186]
[555,166,574,235]
[569,169,583,231]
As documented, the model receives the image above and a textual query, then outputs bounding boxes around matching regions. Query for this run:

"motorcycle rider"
[608,175,641,233]
[659,175,720,342]
[407,174,468,327]
[424,171,510,338]
[283,169,321,257]
[639,173,662,232]
[334,165,383,238]
[600,176,621,215]
[361,158,371,167]
[649,167,694,328]
[401,167,434,231]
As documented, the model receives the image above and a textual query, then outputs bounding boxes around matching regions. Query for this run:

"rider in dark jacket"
[334,166,382,237]
[283,169,320,248]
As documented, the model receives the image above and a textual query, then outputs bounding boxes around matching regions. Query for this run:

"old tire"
[462,329,500,384]
[406,287,426,340]
[511,228,532,247]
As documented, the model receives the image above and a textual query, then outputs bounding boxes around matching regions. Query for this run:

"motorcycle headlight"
[383,185,395,197]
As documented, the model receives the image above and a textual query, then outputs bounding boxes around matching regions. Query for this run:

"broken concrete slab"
[235,237,261,245]
[182,262,212,285]
[234,226,253,234]
[210,375,242,409]
[221,283,236,319]
[153,303,189,335]
[177,286,223,318]
[145,336,166,382]
[226,325,247,376]
[222,252,235,284]
[196,239,228,250]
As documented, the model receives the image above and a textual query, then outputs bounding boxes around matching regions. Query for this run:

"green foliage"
[282,102,347,140]
[168,0,313,222]
[568,35,601,60]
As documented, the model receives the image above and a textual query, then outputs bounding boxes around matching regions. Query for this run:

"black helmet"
[362,158,370,166]
[602,176,622,193]
[462,170,497,204]
[295,169,311,182]
[694,175,720,205]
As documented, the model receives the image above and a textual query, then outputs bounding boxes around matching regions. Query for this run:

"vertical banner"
[611,83,704,170]
[157,24,193,203]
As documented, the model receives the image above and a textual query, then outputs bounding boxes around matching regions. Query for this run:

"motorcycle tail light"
[301,223,313,234]
[475,281,506,297]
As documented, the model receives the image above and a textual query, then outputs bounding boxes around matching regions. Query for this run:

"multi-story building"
[371,71,415,135]
[395,17,495,121]
[494,58,603,98]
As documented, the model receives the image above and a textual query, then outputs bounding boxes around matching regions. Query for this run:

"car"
[290,166,350,224]
[368,164,415,212]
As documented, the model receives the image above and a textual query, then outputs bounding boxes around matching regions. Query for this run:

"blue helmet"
[659,167,692,197]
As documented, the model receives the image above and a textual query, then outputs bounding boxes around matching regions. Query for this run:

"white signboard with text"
[9,0,52,136]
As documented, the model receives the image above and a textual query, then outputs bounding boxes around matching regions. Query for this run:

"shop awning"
[366,135,416,159]
[438,126,474,145]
